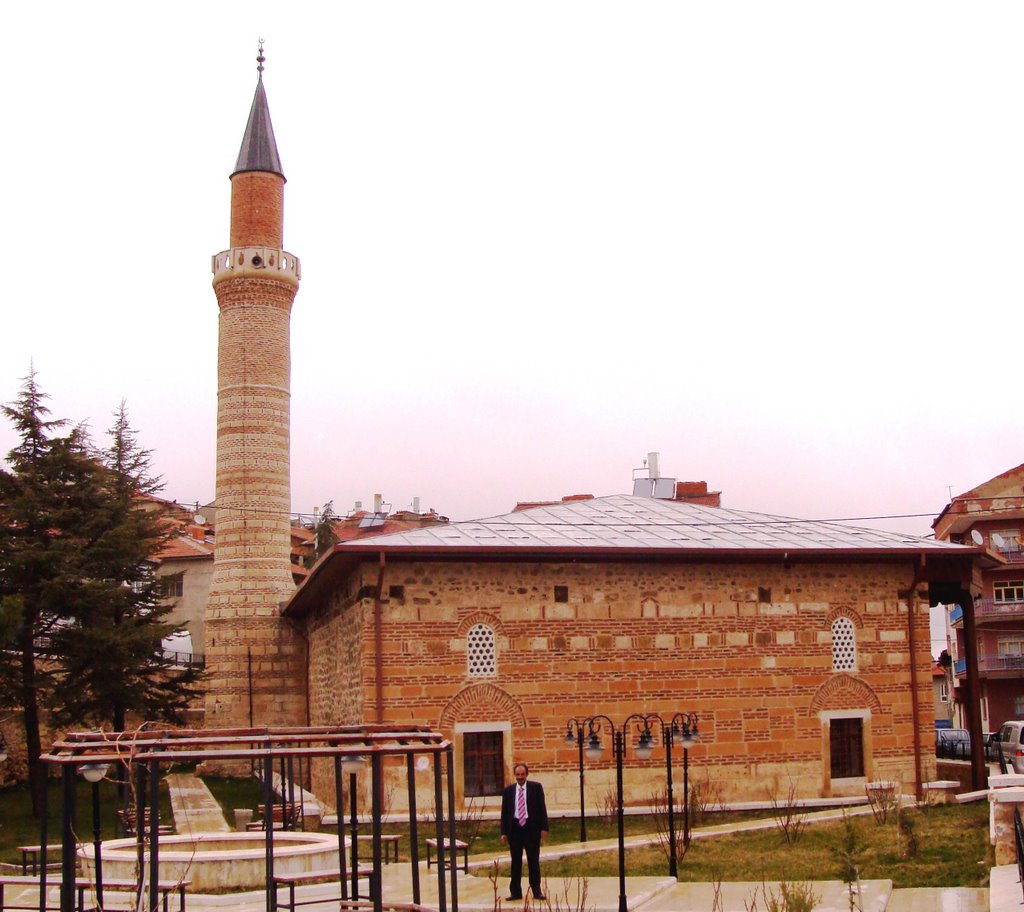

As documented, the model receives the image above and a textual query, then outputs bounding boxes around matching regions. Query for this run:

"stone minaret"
[205,46,304,731]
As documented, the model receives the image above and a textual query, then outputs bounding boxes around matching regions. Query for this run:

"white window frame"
[994,580,1024,603]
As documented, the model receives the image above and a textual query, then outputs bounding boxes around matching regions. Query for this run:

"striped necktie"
[516,785,527,826]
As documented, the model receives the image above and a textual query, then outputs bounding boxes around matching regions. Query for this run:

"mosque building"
[206,52,985,809]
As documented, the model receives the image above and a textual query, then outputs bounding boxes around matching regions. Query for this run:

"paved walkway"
[165,773,231,833]
[150,784,992,912]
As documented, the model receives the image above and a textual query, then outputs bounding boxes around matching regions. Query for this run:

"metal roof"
[232,76,284,179]
[337,494,967,554]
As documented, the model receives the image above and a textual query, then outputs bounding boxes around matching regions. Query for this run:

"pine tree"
[49,402,202,733]
[0,370,110,813]
[1,379,205,814]
[311,500,339,564]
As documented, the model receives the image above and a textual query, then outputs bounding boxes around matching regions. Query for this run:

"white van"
[996,721,1024,773]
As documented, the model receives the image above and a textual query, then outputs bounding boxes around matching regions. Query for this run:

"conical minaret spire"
[206,46,303,738]
[233,41,284,179]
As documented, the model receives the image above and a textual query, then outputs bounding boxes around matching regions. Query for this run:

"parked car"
[935,728,970,760]
[996,721,1024,773]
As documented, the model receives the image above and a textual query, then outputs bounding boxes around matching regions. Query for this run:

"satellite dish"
[415,756,430,772]
[970,530,984,546]
[194,513,207,526]
[993,533,1007,550]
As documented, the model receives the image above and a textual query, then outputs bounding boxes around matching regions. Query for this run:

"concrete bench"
[425,838,468,873]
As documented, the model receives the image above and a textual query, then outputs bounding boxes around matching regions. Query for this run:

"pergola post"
[406,753,421,905]
[333,755,348,899]
[263,751,276,912]
[371,753,384,912]
[446,744,459,912]
[149,757,160,912]
[59,765,75,912]
[38,773,48,912]
[433,752,447,912]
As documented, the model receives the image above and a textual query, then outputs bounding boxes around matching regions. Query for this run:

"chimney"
[674,481,722,507]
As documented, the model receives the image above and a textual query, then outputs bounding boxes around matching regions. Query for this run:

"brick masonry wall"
[206,165,304,737]
[306,557,933,812]
[230,172,284,248]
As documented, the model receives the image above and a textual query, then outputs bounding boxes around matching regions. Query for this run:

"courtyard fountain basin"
[79,831,341,892]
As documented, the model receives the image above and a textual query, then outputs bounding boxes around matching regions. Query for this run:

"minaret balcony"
[212,247,301,286]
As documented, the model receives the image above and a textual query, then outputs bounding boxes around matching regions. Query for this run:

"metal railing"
[159,649,205,668]
[955,654,1024,676]
[977,598,1024,619]
[935,738,971,761]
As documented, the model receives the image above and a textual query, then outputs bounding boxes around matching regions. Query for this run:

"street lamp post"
[581,713,660,912]
[80,762,110,907]
[647,716,678,879]
[563,719,588,842]
[669,713,700,850]
[341,754,365,901]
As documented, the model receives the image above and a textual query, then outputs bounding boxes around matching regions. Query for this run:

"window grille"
[832,617,856,672]
[464,731,504,797]
[830,717,864,778]
[467,624,497,677]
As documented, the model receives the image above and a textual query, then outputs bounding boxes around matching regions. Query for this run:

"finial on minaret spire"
[257,39,265,78]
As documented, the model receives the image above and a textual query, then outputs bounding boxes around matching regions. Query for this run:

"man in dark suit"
[500,762,549,901]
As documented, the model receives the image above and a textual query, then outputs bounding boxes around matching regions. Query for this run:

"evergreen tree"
[49,402,202,733]
[0,370,110,813]
[0,379,204,813]
[311,500,339,564]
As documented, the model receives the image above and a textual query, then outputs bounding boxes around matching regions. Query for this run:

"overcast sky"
[2,4,1022,655]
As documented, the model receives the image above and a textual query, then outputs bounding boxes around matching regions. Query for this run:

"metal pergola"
[39,725,460,912]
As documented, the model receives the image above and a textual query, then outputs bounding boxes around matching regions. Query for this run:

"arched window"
[832,617,856,672]
[467,624,497,677]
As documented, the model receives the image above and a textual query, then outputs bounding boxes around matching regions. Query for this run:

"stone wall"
[304,556,932,812]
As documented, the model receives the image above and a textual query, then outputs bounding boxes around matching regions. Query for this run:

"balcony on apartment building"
[955,652,1024,677]
[949,598,1024,627]
[994,538,1024,562]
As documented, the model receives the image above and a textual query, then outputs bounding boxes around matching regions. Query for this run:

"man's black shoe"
[533,895,546,901]
[506,896,522,902]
